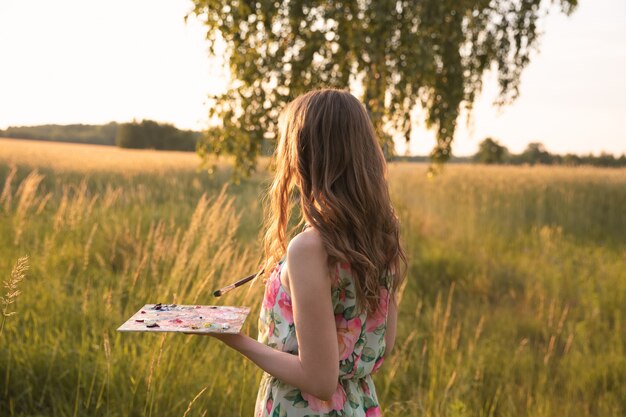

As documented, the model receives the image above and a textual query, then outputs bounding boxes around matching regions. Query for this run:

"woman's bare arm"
[384,291,398,356]
[207,230,339,400]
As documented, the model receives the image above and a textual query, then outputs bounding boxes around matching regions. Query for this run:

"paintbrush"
[213,225,307,297]
[213,270,264,297]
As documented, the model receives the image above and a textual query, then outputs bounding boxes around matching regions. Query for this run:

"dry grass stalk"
[53,187,69,232]
[13,170,45,244]
[130,252,149,290]
[35,192,53,215]
[1,255,30,334]
[101,184,123,210]
[67,179,89,229]
[15,170,44,214]
[182,385,209,417]
[144,333,167,415]
[0,164,17,213]
[543,334,557,365]
[83,223,99,271]
[556,304,569,335]
[170,193,208,280]
[563,332,574,354]
[444,370,457,395]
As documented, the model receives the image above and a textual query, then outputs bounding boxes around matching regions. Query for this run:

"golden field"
[1,138,625,416]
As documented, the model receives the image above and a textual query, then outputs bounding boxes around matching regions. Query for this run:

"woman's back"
[209,88,404,417]
[255,260,389,416]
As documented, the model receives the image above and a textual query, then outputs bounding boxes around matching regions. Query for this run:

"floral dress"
[254,259,391,417]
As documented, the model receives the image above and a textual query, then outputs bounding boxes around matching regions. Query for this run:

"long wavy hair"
[261,88,406,314]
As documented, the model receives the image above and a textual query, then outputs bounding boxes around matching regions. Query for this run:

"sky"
[0,0,624,157]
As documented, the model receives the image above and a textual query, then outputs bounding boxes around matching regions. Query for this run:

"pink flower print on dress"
[265,397,273,415]
[338,285,348,302]
[301,383,347,413]
[277,290,293,324]
[336,315,362,360]
[365,287,389,332]
[360,378,371,396]
[366,406,382,417]
[262,268,281,310]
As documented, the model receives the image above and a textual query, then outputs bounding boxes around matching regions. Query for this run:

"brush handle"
[213,225,307,296]
[213,270,263,297]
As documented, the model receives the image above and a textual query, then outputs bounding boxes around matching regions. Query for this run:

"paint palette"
[117,303,251,334]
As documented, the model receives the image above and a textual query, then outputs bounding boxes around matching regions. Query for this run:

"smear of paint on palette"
[116,304,250,334]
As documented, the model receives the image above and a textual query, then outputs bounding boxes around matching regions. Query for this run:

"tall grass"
[1,256,29,336]
[0,141,624,416]
[0,163,265,416]
[385,163,626,417]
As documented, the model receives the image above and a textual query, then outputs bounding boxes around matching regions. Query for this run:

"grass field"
[1,138,625,416]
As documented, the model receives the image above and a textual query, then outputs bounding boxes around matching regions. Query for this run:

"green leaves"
[283,389,309,408]
[190,0,578,179]
[343,305,356,320]
[361,347,377,363]
[271,402,282,417]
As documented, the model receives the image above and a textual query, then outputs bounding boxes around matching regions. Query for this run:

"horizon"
[0,0,624,157]
[1,124,623,159]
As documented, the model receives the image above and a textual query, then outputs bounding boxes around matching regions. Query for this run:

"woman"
[210,88,406,416]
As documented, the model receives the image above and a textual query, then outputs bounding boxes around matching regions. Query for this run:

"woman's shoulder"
[287,226,325,257]
[285,227,332,285]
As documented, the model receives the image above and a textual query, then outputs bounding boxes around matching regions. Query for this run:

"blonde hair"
[262,88,406,314]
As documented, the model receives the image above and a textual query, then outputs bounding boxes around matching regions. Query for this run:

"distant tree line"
[0,122,119,146]
[115,120,200,151]
[0,120,201,151]
[2,124,622,166]
[473,138,626,168]
[391,154,472,163]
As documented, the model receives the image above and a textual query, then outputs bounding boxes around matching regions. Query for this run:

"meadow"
[1,138,625,417]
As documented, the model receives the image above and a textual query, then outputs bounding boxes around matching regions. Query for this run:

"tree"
[116,122,146,149]
[474,137,508,164]
[562,153,581,166]
[189,0,578,178]
[116,120,199,151]
[520,142,553,165]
